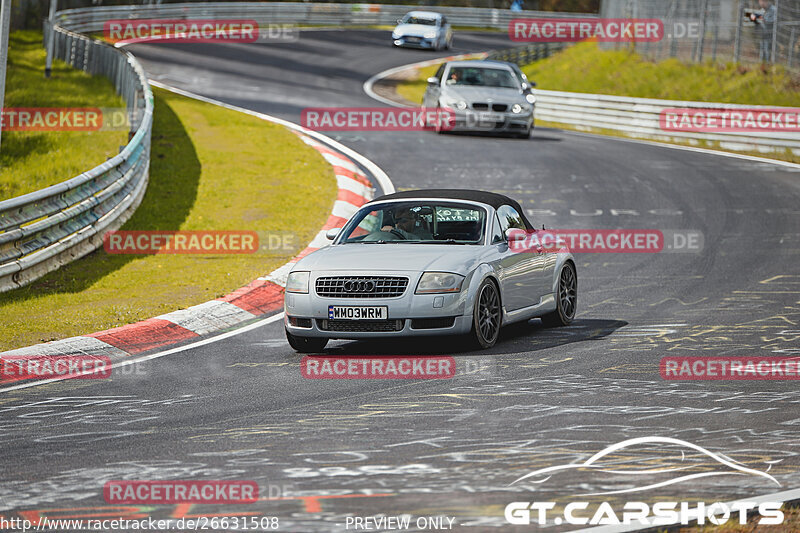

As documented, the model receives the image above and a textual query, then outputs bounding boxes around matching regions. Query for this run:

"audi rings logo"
[344,280,376,293]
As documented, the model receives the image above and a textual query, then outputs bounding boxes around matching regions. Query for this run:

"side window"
[491,214,504,243]
[496,205,526,233]
[434,64,446,83]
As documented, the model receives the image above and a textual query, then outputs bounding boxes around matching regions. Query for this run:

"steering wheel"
[389,228,407,240]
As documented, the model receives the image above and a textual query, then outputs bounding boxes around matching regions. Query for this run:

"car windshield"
[340,201,486,244]
[445,67,519,89]
[402,16,437,26]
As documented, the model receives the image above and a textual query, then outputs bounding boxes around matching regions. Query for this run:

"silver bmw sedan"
[423,60,536,138]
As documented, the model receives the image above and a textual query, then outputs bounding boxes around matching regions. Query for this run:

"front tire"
[541,262,577,327]
[469,279,502,349]
[286,330,328,353]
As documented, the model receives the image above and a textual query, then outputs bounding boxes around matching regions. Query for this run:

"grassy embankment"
[0,32,337,350]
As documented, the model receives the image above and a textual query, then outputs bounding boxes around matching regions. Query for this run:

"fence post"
[734,0,744,63]
[0,0,12,152]
[45,0,58,78]
[771,0,779,63]
[696,0,709,62]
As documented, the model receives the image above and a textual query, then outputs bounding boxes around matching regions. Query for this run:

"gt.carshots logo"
[505,501,783,527]
[505,437,784,527]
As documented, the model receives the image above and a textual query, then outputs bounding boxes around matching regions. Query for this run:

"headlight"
[416,272,465,294]
[444,99,467,110]
[512,103,530,114]
[525,93,536,104]
[392,31,400,39]
[424,31,438,39]
[286,271,310,293]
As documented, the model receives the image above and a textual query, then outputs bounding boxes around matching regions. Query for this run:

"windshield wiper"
[419,239,469,245]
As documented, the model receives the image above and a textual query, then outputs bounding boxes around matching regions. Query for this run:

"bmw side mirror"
[530,81,537,88]
[325,228,341,240]
[427,76,439,85]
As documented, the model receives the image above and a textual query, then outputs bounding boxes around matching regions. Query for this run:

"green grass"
[395,63,441,105]
[0,87,337,350]
[0,31,128,200]
[521,42,800,106]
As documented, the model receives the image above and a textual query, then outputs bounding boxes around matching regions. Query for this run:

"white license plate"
[479,112,503,122]
[328,306,388,320]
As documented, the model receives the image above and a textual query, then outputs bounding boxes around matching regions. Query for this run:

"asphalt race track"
[2,30,800,531]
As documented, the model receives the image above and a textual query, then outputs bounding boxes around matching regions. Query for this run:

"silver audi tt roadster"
[284,190,577,352]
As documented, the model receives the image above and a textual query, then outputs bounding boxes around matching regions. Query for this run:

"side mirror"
[325,228,341,241]
[505,228,526,242]
[530,81,537,88]
[426,76,439,85]
[397,18,403,24]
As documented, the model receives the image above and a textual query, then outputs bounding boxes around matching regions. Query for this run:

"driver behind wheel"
[381,207,420,239]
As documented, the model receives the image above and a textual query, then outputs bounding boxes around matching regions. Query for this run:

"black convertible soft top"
[372,189,534,229]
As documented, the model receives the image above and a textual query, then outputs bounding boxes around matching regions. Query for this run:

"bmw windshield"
[339,202,486,244]
[445,67,520,89]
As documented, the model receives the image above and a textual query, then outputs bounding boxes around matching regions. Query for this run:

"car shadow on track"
[437,131,563,142]
[323,318,627,356]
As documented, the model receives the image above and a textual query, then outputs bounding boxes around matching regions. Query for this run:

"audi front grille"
[315,276,409,298]
[318,319,405,332]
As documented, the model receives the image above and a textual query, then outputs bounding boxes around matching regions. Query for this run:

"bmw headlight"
[424,30,438,39]
[444,99,467,110]
[286,271,310,293]
[416,272,465,294]
[512,103,530,114]
[525,93,536,104]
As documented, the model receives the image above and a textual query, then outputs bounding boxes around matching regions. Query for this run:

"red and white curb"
[0,84,387,376]
[264,133,373,286]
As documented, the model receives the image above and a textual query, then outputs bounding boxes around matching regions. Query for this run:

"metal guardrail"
[532,90,800,153]
[485,42,566,64]
[0,23,152,292]
[52,2,596,33]
[488,43,799,154]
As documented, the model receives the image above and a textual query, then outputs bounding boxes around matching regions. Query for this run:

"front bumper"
[284,271,473,339]
[393,36,436,48]
[450,109,534,133]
